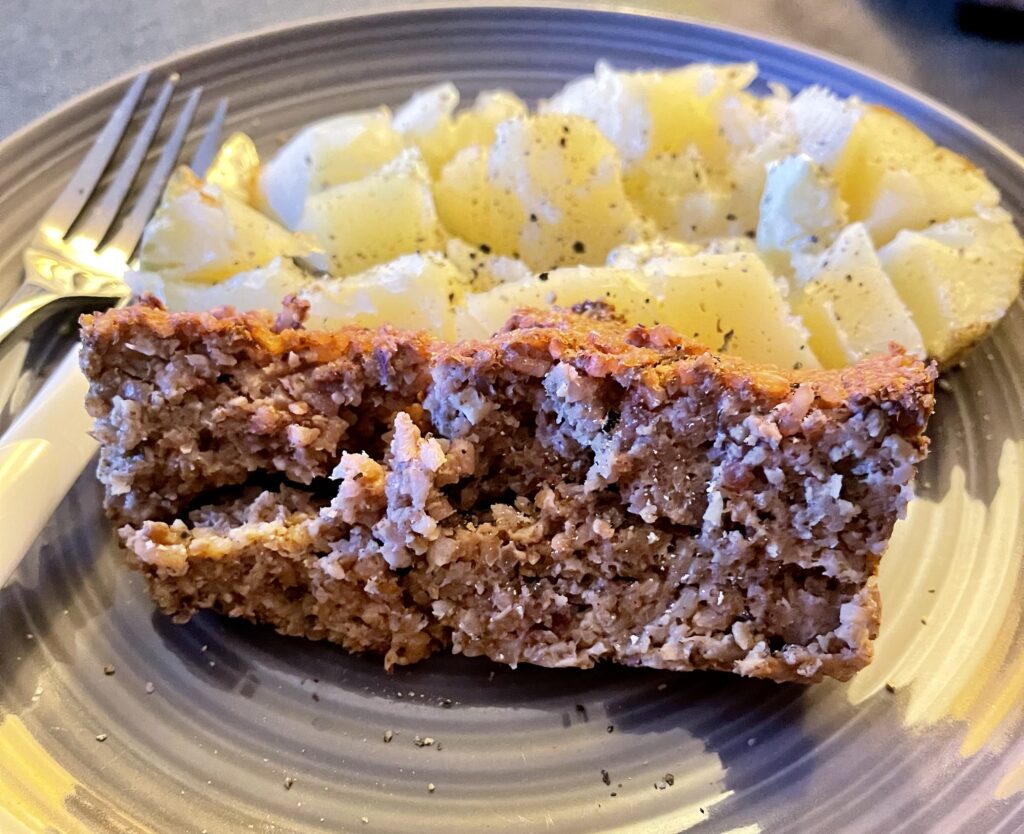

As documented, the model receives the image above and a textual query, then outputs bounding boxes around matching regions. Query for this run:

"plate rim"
[2,6,1024,833]
[0,1,1022,176]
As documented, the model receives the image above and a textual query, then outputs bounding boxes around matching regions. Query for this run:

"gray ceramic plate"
[2,6,1024,833]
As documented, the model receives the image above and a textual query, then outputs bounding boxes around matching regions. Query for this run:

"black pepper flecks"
[601,769,611,786]
[572,240,586,254]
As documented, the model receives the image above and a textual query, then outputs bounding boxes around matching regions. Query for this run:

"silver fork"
[0,76,227,584]
[0,72,228,351]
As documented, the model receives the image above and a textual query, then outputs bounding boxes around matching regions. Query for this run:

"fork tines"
[43,72,227,260]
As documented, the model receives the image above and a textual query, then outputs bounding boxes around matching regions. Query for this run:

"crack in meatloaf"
[79,299,936,683]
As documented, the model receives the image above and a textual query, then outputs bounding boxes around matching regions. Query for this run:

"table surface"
[1,0,1022,151]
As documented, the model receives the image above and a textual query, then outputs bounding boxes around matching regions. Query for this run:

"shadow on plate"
[150,603,820,800]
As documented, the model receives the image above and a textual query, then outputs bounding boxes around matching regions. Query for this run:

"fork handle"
[0,281,62,355]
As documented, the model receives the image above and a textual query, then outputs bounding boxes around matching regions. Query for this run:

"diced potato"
[606,238,702,270]
[395,84,528,175]
[833,106,934,201]
[126,256,310,313]
[458,267,657,339]
[297,149,446,277]
[757,154,847,259]
[832,105,999,245]
[391,82,456,144]
[717,86,788,155]
[543,60,758,169]
[434,145,523,256]
[638,251,819,369]
[793,223,924,367]
[445,237,532,293]
[786,86,863,170]
[301,253,466,339]
[879,208,1024,361]
[204,132,261,205]
[140,168,319,284]
[624,149,743,241]
[700,236,759,255]
[132,253,467,339]
[259,109,405,228]
[436,114,645,270]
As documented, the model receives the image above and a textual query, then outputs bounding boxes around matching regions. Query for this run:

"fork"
[0,73,227,586]
[0,71,227,352]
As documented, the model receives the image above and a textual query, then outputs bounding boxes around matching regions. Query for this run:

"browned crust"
[82,302,935,431]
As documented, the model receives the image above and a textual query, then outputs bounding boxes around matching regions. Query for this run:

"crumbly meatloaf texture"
[80,300,936,683]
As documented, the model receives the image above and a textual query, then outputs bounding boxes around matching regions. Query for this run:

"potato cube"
[638,251,819,369]
[395,84,527,175]
[126,256,309,313]
[793,223,924,367]
[297,149,445,276]
[833,106,998,245]
[140,169,318,284]
[457,266,656,339]
[259,109,405,228]
[879,208,1024,362]
[301,253,466,339]
[543,60,758,169]
[756,154,847,259]
[204,132,261,205]
[436,114,645,270]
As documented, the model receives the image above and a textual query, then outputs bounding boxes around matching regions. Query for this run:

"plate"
[2,7,1024,832]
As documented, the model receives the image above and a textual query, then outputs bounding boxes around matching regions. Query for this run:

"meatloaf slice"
[80,301,936,683]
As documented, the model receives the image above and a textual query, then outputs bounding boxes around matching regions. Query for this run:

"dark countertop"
[2,0,1020,149]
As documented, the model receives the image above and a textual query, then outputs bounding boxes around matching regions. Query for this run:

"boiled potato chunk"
[785,85,863,171]
[435,114,645,270]
[833,106,934,212]
[259,109,405,228]
[458,267,657,339]
[301,253,466,339]
[879,208,1024,362]
[833,106,999,245]
[638,251,819,369]
[434,145,523,257]
[700,236,760,255]
[391,83,456,142]
[607,238,702,269]
[126,256,309,313]
[543,60,757,168]
[140,169,318,284]
[757,154,847,259]
[445,237,532,292]
[793,223,924,368]
[395,84,527,175]
[624,149,743,241]
[297,149,445,277]
[204,132,261,205]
